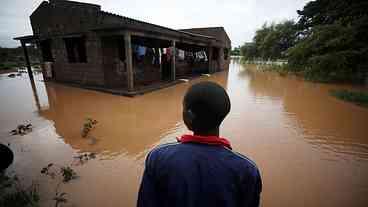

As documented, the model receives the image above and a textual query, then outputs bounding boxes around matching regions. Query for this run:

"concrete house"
[15,0,231,95]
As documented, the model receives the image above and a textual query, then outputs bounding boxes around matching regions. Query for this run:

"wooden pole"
[29,77,41,111]
[208,46,213,74]
[171,40,176,81]
[124,32,134,91]
[219,47,224,71]
[21,41,34,80]
[159,48,163,80]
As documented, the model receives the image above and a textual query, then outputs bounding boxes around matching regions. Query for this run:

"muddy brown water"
[1,60,368,207]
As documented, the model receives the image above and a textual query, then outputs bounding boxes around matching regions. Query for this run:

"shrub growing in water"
[330,90,368,107]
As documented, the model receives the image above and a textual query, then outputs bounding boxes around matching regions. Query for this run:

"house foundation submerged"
[15,0,231,96]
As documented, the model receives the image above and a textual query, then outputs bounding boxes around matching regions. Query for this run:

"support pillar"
[208,46,213,74]
[159,48,163,80]
[21,41,34,80]
[124,32,134,91]
[219,47,224,71]
[171,40,176,81]
[29,77,41,111]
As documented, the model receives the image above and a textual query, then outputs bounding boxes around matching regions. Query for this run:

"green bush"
[0,62,22,70]
[0,173,40,207]
[330,90,368,107]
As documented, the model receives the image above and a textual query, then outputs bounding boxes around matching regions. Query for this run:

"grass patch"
[330,90,368,107]
[253,64,294,77]
[0,173,40,207]
[0,62,22,70]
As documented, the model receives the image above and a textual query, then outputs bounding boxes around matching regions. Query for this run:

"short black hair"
[183,81,231,132]
[0,144,14,172]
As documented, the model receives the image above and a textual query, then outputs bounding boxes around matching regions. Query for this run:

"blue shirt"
[137,142,262,207]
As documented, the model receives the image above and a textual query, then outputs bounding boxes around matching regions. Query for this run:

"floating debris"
[73,152,97,166]
[87,136,99,145]
[18,69,28,74]
[41,160,80,207]
[41,163,78,183]
[41,163,56,179]
[10,123,33,136]
[60,166,78,183]
[53,192,68,207]
[81,118,98,138]
[178,79,189,82]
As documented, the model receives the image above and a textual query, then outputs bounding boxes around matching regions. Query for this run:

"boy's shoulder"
[148,142,181,154]
[223,147,259,169]
[148,142,259,171]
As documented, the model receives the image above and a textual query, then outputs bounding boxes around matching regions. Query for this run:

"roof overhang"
[13,35,39,43]
[92,26,216,47]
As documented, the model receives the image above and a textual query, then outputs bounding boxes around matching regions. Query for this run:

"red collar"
[177,134,232,149]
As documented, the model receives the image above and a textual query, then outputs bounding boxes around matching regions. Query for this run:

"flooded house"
[14,0,231,96]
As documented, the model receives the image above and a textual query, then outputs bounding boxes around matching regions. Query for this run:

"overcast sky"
[0,0,310,48]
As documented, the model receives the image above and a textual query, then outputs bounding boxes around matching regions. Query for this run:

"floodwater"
[1,59,368,207]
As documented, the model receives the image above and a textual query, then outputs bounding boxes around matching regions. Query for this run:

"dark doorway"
[101,36,127,89]
[64,37,87,63]
[40,39,53,62]
[161,48,172,81]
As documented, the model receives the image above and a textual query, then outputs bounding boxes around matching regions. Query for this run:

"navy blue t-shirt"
[137,142,262,207]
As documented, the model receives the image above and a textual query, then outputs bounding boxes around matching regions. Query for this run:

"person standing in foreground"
[137,81,262,207]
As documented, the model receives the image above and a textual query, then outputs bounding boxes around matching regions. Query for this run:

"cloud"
[0,0,310,48]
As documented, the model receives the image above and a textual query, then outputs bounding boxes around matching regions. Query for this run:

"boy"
[0,143,14,172]
[138,81,262,207]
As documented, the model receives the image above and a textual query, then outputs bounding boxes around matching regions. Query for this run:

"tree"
[230,46,241,56]
[297,0,368,32]
[288,0,368,82]
[240,43,257,60]
[243,20,297,60]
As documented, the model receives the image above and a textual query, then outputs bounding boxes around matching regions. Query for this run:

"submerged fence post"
[21,41,34,80]
[124,32,134,91]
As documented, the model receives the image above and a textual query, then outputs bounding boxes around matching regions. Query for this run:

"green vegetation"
[240,20,297,61]
[0,46,40,71]
[230,46,241,56]
[81,118,98,138]
[240,0,368,84]
[0,163,77,207]
[330,90,368,107]
[253,64,293,77]
[0,173,40,207]
[0,152,96,207]
[41,163,79,207]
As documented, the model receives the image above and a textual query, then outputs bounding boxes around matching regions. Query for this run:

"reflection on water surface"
[1,59,367,207]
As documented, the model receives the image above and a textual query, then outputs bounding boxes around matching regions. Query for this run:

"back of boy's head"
[0,144,14,172]
[183,81,231,132]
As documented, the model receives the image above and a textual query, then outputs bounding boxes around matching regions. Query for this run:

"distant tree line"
[230,46,241,56]
[0,46,40,70]
[237,0,368,83]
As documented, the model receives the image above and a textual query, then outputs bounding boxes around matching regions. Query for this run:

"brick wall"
[51,33,104,86]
